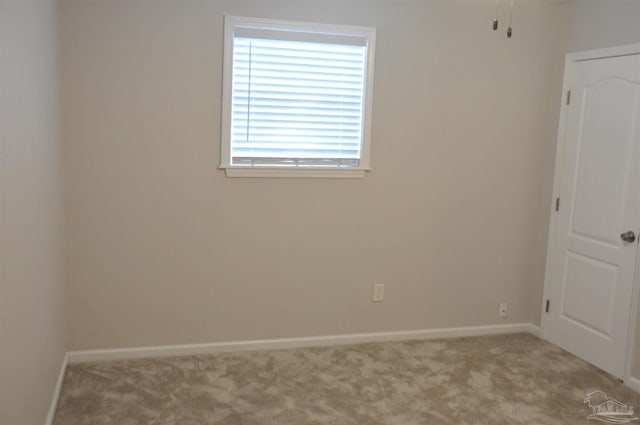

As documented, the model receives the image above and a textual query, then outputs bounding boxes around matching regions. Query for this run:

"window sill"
[220,166,371,179]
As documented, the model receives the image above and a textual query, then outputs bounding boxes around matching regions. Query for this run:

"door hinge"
[555,197,560,212]
[545,299,550,313]
[566,90,571,105]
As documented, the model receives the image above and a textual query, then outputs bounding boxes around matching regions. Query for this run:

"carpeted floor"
[53,333,640,425]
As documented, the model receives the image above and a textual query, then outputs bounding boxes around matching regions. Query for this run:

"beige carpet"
[53,333,640,425]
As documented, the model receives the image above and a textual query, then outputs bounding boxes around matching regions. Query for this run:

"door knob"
[620,231,636,243]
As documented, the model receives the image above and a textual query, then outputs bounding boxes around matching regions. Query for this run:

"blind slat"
[230,35,366,167]
[234,28,367,47]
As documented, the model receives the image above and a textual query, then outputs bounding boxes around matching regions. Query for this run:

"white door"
[545,51,640,379]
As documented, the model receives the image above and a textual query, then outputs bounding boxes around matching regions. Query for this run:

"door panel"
[572,80,639,245]
[562,252,616,337]
[546,53,640,379]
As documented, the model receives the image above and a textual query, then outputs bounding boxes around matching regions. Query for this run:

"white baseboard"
[625,376,640,394]
[44,353,68,425]
[528,323,541,338]
[68,322,537,364]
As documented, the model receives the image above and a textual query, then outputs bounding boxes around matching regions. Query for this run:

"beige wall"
[567,0,640,52]
[60,0,568,351]
[0,0,66,424]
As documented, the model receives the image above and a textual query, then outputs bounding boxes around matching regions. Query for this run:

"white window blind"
[221,16,376,178]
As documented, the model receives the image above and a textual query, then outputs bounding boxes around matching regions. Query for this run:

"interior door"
[545,52,640,379]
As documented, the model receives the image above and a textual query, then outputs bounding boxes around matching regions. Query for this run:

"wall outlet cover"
[499,303,508,318]
[373,284,384,302]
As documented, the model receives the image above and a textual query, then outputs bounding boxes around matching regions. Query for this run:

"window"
[220,16,376,178]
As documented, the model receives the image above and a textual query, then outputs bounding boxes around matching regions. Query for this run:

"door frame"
[541,43,640,387]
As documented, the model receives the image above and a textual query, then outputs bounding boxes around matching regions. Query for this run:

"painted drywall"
[528,7,570,331]
[0,0,66,424]
[60,0,568,350]
[566,0,640,52]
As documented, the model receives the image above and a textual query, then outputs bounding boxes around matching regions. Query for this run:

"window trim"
[219,15,376,178]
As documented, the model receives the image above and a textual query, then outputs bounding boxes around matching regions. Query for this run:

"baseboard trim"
[44,353,68,425]
[625,376,640,394]
[68,322,536,364]
[528,323,541,338]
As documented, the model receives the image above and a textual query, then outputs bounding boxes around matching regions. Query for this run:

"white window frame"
[219,15,376,178]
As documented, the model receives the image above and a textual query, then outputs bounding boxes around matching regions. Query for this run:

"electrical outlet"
[498,303,508,318]
[372,284,384,302]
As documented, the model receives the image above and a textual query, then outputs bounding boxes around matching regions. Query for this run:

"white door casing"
[543,46,640,380]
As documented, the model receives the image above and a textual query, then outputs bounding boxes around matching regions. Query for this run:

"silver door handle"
[620,231,636,243]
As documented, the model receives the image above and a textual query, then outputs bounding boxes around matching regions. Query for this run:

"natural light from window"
[220,16,376,178]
